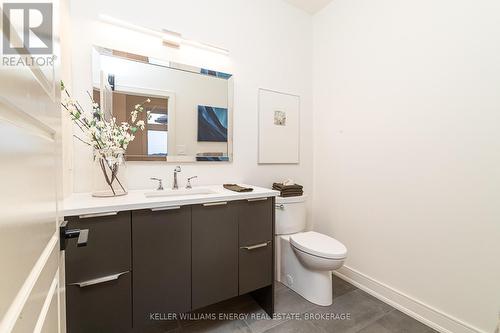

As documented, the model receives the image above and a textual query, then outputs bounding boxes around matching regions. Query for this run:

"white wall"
[67,0,313,204]
[312,1,500,332]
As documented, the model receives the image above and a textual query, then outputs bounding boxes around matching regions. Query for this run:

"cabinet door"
[192,202,238,310]
[65,211,131,284]
[238,197,273,246]
[66,272,132,333]
[132,207,191,328]
[239,243,272,294]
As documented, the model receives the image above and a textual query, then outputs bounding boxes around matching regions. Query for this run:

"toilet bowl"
[275,196,347,306]
[290,231,347,271]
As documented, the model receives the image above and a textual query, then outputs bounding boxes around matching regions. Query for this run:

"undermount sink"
[144,187,217,198]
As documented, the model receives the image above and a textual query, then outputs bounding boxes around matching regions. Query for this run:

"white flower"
[63,91,150,151]
[131,110,138,123]
[136,120,145,130]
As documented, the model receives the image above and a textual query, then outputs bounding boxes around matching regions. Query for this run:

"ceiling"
[284,0,334,14]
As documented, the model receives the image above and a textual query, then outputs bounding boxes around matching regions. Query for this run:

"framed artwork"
[258,88,300,164]
[197,105,228,142]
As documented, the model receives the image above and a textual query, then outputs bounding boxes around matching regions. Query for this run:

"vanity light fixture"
[99,14,229,55]
[99,15,181,47]
[181,38,229,56]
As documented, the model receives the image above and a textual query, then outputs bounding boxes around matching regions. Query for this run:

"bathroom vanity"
[63,185,278,333]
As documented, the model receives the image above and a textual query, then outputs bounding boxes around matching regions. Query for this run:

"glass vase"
[92,148,128,197]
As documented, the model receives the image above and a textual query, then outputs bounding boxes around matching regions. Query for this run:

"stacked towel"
[273,182,304,197]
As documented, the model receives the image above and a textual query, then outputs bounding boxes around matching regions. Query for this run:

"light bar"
[99,14,229,55]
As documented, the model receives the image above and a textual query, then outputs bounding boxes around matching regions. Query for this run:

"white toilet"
[275,195,347,306]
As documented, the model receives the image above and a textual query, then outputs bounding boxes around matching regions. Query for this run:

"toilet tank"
[275,195,307,235]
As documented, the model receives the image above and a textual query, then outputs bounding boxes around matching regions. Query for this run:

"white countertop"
[63,185,279,217]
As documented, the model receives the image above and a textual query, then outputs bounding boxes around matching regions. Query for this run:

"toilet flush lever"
[275,204,285,210]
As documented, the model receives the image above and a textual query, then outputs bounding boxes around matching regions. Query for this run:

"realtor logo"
[2,3,53,55]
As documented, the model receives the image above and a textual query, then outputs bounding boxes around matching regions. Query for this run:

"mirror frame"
[92,46,234,163]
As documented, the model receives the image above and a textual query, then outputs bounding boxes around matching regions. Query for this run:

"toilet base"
[276,236,333,306]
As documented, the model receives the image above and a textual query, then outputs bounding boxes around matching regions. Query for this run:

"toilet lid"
[290,231,347,259]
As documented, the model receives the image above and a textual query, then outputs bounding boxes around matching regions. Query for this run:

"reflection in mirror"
[92,46,233,162]
[92,89,170,161]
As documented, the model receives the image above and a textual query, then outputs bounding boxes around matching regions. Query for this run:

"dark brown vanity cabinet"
[65,212,132,333]
[132,207,191,328]
[192,202,239,310]
[64,196,275,332]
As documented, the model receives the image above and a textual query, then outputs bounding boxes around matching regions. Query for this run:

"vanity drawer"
[239,241,273,294]
[238,197,273,246]
[66,271,132,333]
[65,211,131,284]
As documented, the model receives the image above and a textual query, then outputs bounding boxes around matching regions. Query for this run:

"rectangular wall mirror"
[92,46,233,162]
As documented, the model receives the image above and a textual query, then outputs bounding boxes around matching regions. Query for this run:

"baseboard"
[334,266,485,333]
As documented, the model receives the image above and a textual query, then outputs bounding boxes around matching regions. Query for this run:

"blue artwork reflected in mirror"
[198,105,228,142]
[200,68,232,79]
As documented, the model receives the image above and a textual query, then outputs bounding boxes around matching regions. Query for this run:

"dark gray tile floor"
[164,276,437,333]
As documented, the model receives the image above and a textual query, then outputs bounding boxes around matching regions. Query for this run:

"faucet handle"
[186,176,197,189]
[150,177,164,190]
[174,166,181,173]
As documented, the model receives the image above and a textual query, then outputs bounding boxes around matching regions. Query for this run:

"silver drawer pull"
[275,204,284,210]
[247,197,268,202]
[241,241,271,250]
[151,206,181,212]
[203,202,228,207]
[69,271,129,288]
[79,212,118,219]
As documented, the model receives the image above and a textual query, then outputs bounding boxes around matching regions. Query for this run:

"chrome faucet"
[150,177,164,190]
[172,166,181,190]
[186,176,197,189]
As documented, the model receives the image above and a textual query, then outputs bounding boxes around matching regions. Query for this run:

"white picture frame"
[258,88,300,164]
